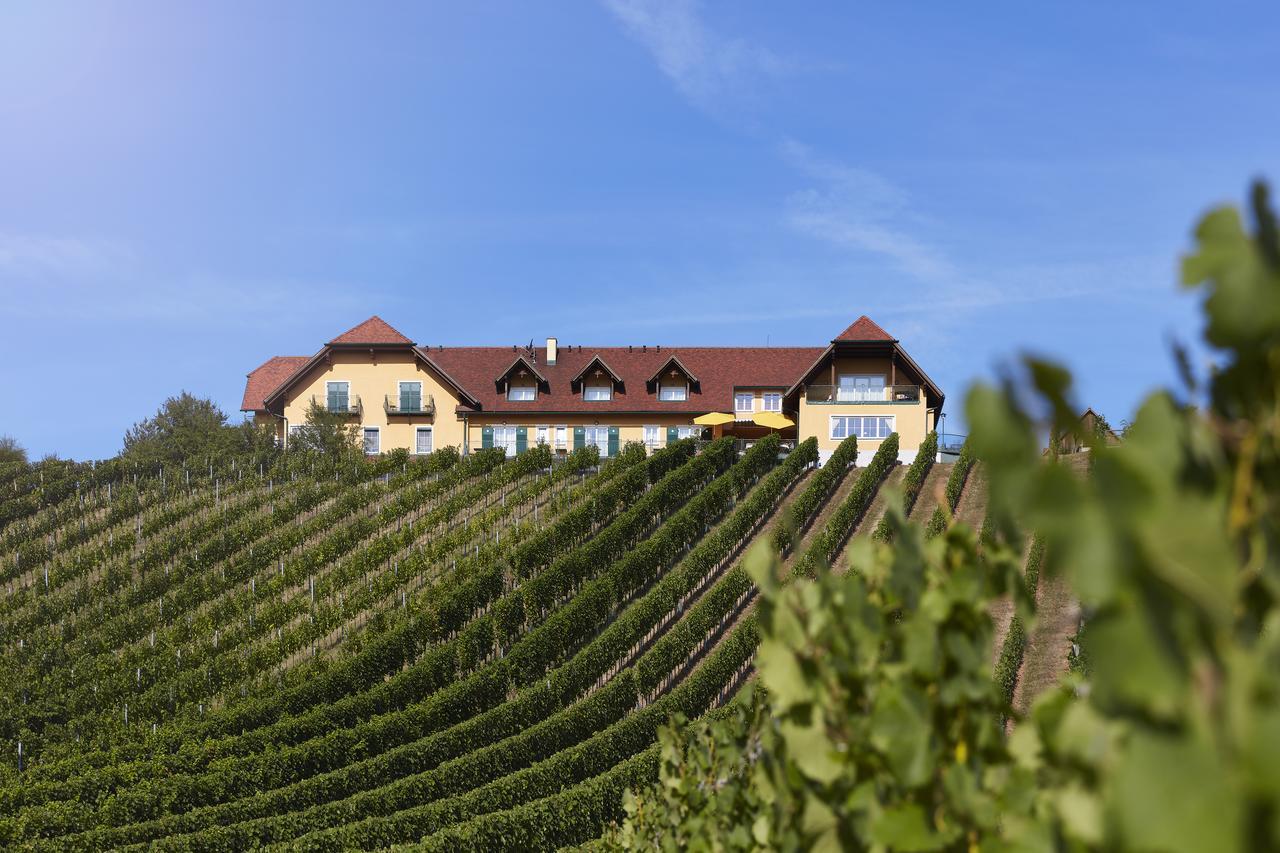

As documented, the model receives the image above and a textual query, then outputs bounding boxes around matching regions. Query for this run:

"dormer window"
[496,356,547,403]
[647,357,699,402]
[572,356,623,401]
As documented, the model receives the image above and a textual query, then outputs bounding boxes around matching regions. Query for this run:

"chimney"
[546,337,558,365]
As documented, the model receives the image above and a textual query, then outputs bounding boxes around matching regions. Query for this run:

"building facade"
[241,315,944,464]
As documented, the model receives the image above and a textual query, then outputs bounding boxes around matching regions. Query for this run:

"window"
[363,427,381,455]
[830,415,894,440]
[536,425,549,446]
[735,393,754,413]
[675,426,700,440]
[399,381,422,412]
[658,383,687,401]
[555,425,567,449]
[585,426,609,456]
[584,385,612,401]
[763,393,782,412]
[493,426,518,457]
[326,381,350,413]
[415,427,433,455]
[643,425,660,447]
[837,375,886,402]
[508,385,536,402]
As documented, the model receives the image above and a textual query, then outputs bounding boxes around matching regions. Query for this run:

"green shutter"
[666,426,679,445]
[481,426,494,450]
[607,426,619,458]
[573,426,586,451]
[516,426,528,454]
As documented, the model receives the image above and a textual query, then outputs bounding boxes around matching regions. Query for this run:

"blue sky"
[1,1,1276,459]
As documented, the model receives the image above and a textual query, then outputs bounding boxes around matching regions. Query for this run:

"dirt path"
[849,466,906,540]
[952,463,988,529]
[907,463,952,523]
[779,466,858,575]
[1011,573,1080,714]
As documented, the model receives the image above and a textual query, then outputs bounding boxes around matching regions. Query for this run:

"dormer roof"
[495,354,549,392]
[646,355,700,391]
[570,355,625,392]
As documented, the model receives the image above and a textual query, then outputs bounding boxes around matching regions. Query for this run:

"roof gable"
[495,354,549,391]
[646,355,700,390]
[571,354,625,390]
[329,316,414,346]
[834,315,895,342]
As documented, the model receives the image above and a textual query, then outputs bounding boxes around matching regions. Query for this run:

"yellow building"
[241,315,944,464]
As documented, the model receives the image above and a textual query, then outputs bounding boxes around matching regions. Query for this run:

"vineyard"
[0,423,1029,851]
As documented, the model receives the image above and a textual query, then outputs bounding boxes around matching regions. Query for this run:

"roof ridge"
[329,316,414,345]
[833,315,895,342]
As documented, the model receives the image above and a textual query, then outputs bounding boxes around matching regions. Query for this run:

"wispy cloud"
[602,0,791,109]
[0,231,134,279]
[780,139,959,285]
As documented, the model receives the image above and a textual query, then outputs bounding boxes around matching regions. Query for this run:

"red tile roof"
[241,356,310,412]
[423,346,822,413]
[834,315,895,342]
[329,316,414,345]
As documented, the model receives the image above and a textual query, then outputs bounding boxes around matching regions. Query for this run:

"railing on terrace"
[384,394,436,416]
[805,384,921,404]
[939,432,968,454]
[310,394,362,415]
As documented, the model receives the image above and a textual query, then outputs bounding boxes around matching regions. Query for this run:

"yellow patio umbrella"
[752,411,795,430]
[693,412,736,426]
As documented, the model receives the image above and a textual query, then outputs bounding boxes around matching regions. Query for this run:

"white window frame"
[734,392,754,413]
[326,380,351,413]
[507,384,536,402]
[829,415,894,440]
[584,425,609,456]
[643,425,660,448]
[398,380,423,412]
[762,393,782,412]
[675,425,700,440]
[363,426,381,455]
[583,385,612,401]
[535,425,549,446]
[493,426,518,457]
[837,374,886,403]
[415,426,433,455]
[658,383,688,402]
[555,424,568,449]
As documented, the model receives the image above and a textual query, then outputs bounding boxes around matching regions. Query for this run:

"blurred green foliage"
[605,183,1280,852]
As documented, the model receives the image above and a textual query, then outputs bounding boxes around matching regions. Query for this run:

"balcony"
[805,384,922,404]
[384,394,435,417]
[311,394,362,416]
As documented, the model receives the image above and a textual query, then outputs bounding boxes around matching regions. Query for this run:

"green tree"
[606,183,1280,852]
[287,399,361,458]
[122,392,235,466]
[0,435,26,465]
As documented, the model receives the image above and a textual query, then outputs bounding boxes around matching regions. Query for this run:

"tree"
[0,436,26,465]
[606,183,1280,851]
[123,392,234,466]
[286,399,361,458]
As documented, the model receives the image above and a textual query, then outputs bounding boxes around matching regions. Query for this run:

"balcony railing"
[384,394,435,417]
[805,384,922,404]
[311,394,362,415]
